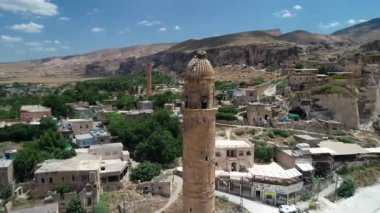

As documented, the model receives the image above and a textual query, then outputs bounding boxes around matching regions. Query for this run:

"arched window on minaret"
[201,96,208,109]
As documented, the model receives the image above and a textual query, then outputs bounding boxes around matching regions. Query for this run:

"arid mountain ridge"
[0,18,379,82]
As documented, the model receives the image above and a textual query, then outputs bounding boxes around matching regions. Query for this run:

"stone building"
[216,162,303,206]
[33,154,101,199]
[20,105,52,123]
[215,139,254,172]
[246,102,272,126]
[182,51,216,213]
[0,158,14,187]
[61,119,94,135]
[289,69,317,91]
[136,181,171,197]
[137,100,153,110]
[66,102,94,119]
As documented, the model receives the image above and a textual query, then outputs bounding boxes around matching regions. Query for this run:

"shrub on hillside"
[337,178,356,198]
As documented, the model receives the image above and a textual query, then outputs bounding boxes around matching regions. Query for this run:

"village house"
[215,139,254,172]
[61,118,94,135]
[246,102,272,126]
[289,69,318,91]
[20,105,52,123]
[32,154,102,199]
[216,162,304,206]
[137,100,153,110]
[66,102,94,119]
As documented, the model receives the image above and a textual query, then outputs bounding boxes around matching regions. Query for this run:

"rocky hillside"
[0,43,173,81]
[1,18,379,82]
[332,18,380,43]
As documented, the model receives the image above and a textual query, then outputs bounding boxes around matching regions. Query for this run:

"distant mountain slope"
[167,31,281,52]
[280,30,348,45]
[332,18,380,43]
[0,43,173,80]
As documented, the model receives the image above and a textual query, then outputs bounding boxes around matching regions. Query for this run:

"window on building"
[246,151,252,156]
[239,151,244,156]
[80,125,82,129]
[41,177,45,184]
[87,198,92,206]
[81,175,88,182]
[226,150,237,157]
[86,124,89,128]
[61,177,64,182]
[72,176,75,181]
[215,152,221,157]
[49,177,53,183]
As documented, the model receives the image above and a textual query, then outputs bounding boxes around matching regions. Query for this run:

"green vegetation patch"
[311,83,357,98]
[336,136,356,144]
[130,162,161,182]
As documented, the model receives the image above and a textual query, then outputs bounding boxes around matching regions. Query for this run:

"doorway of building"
[231,162,237,171]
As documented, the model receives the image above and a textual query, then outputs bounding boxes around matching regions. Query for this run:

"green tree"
[135,130,181,164]
[130,162,161,182]
[116,95,135,110]
[13,131,75,182]
[295,63,304,69]
[255,144,274,163]
[66,195,86,213]
[0,185,12,200]
[337,178,356,198]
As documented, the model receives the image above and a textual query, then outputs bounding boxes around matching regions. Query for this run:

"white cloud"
[10,22,44,33]
[53,40,60,44]
[174,25,181,30]
[319,21,340,29]
[30,47,56,52]
[358,19,367,23]
[59,16,71,21]
[87,8,100,15]
[91,27,105,33]
[118,28,130,34]
[60,45,70,50]
[347,19,356,25]
[24,41,41,46]
[0,0,58,16]
[44,40,52,44]
[138,20,160,26]
[293,5,302,10]
[274,10,295,18]
[159,27,167,32]
[0,35,23,42]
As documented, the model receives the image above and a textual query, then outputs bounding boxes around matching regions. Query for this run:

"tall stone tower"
[146,62,152,96]
[182,50,216,213]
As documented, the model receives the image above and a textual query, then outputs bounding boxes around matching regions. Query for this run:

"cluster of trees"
[66,195,86,213]
[107,110,182,165]
[0,117,57,142]
[42,72,175,116]
[216,106,238,121]
[0,94,43,119]
[130,162,161,182]
[13,130,76,182]
[268,129,291,138]
[149,91,182,109]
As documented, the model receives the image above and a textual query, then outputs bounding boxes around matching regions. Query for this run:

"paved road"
[155,175,183,213]
[215,191,278,213]
[315,183,380,213]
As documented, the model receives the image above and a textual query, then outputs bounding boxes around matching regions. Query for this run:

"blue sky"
[0,0,379,62]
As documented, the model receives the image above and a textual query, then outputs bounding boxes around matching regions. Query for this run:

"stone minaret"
[146,62,152,96]
[182,50,216,213]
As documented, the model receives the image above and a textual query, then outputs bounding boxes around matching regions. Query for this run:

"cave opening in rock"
[289,107,307,120]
